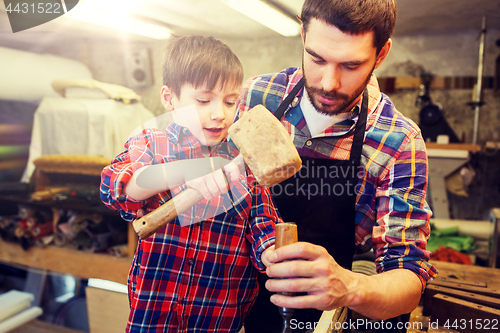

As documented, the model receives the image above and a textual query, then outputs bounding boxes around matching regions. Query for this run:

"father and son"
[100,1,438,332]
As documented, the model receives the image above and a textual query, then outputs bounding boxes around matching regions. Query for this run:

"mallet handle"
[133,188,204,238]
[132,154,245,239]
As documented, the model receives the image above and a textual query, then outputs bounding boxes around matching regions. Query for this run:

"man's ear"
[374,38,391,69]
[300,24,305,44]
[161,85,175,111]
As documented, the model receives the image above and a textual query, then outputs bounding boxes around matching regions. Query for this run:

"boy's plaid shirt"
[100,123,279,332]
[235,67,438,290]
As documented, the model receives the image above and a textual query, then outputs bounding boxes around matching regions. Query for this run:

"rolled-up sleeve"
[100,129,174,222]
[245,178,281,272]
[372,131,438,290]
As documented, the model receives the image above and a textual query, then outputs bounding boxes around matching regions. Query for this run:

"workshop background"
[0,1,500,333]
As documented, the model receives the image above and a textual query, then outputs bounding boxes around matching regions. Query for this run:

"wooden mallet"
[132,105,302,238]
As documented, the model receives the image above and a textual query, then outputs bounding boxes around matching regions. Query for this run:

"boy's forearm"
[124,158,235,201]
[123,166,169,201]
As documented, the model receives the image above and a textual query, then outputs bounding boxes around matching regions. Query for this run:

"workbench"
[9,319,85,333]
[0,239,132,285]
[408,261,500,333]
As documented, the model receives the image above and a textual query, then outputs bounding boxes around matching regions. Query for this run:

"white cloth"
[0,46,92,101]
[21,97,163,182]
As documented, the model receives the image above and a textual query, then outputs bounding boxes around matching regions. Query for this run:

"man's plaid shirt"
[100,123,279,332]
[235,67,438,289]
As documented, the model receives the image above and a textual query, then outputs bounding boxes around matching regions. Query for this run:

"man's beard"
[302,60,375,116]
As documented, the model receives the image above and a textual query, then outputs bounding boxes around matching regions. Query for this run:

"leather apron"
[245,78,368,333]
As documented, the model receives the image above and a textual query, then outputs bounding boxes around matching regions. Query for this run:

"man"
[239,1,438,332]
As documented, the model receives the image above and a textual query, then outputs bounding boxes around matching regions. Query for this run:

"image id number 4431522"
[6,2,63,14]
[442,318,498,330]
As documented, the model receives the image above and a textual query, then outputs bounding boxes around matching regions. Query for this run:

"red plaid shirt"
[100,123,280,332]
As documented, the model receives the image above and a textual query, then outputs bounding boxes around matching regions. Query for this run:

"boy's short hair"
[162,35,243,98]
[301,0,397,54]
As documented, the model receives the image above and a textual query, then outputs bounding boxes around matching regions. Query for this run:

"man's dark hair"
[301,0,397,54]
[162,35,243,98]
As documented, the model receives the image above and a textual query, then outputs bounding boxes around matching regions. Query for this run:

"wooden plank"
[433,276,487,288]
[491,208,500,268]
[313,307,348,333]
[431,77,446,89]
[9,320,85,333]
[0,239,131,285]
[431,294,500,333]
[428,279,500,298]
[425,143,482,152]
[431,261,500,291]
[394,77,421,89]
[493,208,500,220]
[426,148,469,158]
[85,287,129,333]
[485,142,500,150]
[423,285,500,316]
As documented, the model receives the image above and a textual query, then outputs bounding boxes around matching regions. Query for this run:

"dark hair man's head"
[300,0,397,54]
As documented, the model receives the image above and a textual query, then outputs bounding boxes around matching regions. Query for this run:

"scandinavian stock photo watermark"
[291,317,499,332]
[268,159,365,200]
[127,105,370,225]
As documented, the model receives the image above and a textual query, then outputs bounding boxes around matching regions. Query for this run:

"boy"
[100,35,280,333]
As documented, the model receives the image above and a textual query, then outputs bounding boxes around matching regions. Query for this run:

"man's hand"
[263,242,422,320]
[264,242,356,311]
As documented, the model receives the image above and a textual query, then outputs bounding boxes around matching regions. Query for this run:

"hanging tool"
[470,16,487,145]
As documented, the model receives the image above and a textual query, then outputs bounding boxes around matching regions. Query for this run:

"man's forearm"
[264,242,423,320]
[347,268,422,320]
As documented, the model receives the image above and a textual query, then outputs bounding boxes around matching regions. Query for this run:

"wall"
[2,28,499,220]
[224,30,500,145]
[19,29,497,143]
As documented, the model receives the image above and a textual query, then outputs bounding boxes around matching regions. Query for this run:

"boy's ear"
[161,85,175,111]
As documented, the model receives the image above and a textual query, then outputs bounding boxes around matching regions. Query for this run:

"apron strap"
[274,77,304,120]
[349,88,369,165]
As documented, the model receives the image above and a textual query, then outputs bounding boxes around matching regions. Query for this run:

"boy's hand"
[186,169,228,200]
[222,159,243,183]
[185,160,242,201]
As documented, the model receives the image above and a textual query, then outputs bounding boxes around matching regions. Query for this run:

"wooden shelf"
[0,239,132,285]
[10,320,85,333]
[0,192,116,216]
[425,142,482,152]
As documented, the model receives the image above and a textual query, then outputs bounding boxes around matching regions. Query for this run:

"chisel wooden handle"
[132,188,204,239]
[275,222,298,333]
[275,223,298,249]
